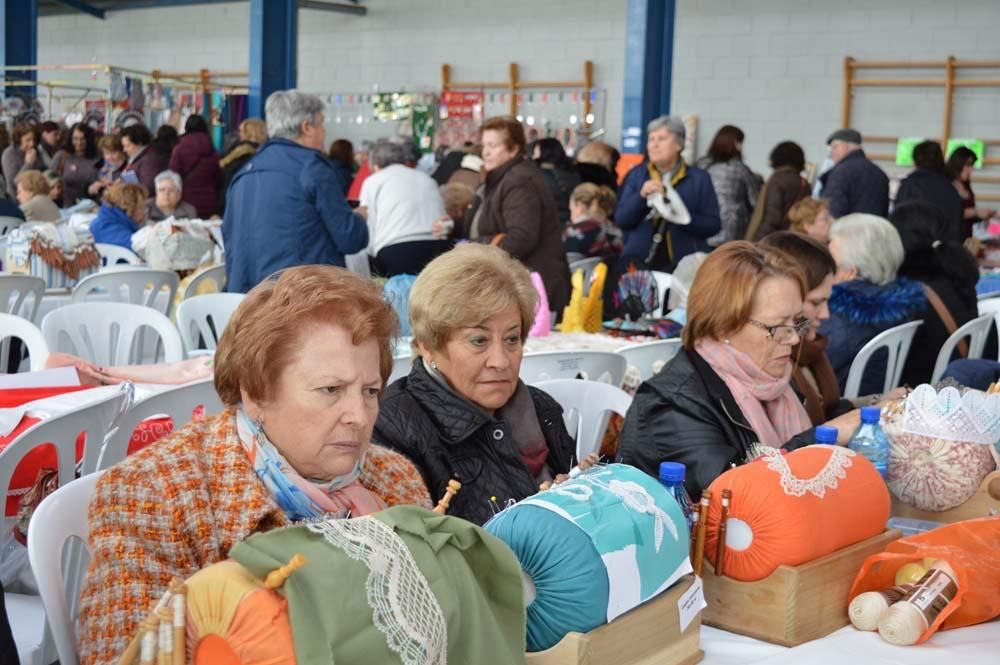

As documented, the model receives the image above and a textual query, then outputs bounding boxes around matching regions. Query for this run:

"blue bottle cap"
[815,426,838,444]
[860,406,881,424]
[659,461,686,483]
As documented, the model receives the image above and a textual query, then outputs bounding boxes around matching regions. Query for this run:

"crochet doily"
[758,446,855,498]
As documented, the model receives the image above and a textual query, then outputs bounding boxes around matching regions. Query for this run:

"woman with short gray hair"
[147,169,199,220]
[821,213,929,395]
[615,114,721,273]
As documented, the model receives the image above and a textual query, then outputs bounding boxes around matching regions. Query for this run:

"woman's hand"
[822,409,861,445]
[24,149,37,167]
[639,179,665,198]
[432,216,454,239]
[87,181,103,195]
[977,207,997,221]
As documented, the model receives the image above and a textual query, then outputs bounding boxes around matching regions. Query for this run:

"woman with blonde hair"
[78,265,431,664]
[88,181,147,249]
[564,182,622,258]
[374,243,575,525]
[617,241,860,497]
[575,140,619,192]
[15,169,61,222]
[787,197,834,244]
[218,118,268,213]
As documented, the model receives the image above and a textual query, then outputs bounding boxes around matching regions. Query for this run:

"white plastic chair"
[651,270,673,316]
[182,264,226,300]
[95,378,224,473]
[0,313,49,372]
[930,314,995,383]
[27,472,102,665]
[533,379,633,460]
[568,256,603,284]
[976,297,1000,339]
[520,350,627,387]
[72,268,179,316]
[389,355,413,385]
[843,321,923,399]
[0,273,45,320]
[176,293,244,354]
[95,242,143,267]
[615,339,683,381]
[0,216,23,237]
[41,302,184,366]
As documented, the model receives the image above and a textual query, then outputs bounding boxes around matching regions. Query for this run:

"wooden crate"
[891,470,1000,523]
[526,575,703,665]
[701,529,901,647]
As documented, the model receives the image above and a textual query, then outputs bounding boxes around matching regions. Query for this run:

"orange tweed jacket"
[77,408,432,665]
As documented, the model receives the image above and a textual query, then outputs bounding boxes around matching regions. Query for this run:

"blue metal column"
[1,1,39,99]
[248,0,297,118]
[620,0,676,154]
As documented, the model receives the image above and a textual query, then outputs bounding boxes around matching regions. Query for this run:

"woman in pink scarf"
[618,241,860,498]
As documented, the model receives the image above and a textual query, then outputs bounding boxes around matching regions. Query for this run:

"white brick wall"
[37,0,628,148]
[672,0,1000,176]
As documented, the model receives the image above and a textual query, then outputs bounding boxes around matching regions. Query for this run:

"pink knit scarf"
[695,338,812,446]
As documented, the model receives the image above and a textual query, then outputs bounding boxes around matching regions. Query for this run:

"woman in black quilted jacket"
[373,243,575,525]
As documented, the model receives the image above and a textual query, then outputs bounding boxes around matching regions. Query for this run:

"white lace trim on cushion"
[758,446,855,498]
[606,479,678,550]
[307,517,448,665]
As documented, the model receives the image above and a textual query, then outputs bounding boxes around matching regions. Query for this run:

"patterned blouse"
[77,408,432,665]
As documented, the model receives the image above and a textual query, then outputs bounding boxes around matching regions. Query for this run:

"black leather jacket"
[617,347,814,498]
[373,358,575,525]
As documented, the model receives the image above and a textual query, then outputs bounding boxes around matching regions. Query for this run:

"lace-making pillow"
[702,445,890,582]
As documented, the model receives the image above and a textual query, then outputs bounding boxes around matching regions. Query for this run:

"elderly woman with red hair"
[77,266,431,665]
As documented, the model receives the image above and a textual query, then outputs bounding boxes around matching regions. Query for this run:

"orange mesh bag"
[703,445,890,582]
[848,516,1000,644]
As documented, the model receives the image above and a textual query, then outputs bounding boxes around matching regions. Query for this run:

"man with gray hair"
[615,114,721,272]
[356,138,450,276]
[222,89,367,292]
[818,128,889,218]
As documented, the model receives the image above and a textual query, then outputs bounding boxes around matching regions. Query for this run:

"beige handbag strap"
[922,283,968,358]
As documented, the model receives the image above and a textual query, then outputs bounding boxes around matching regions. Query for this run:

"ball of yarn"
[877,602,926,646]
[849,592,890,631]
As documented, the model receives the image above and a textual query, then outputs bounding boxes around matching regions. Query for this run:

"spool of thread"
[848,584,914,631]
[877,561,958,646]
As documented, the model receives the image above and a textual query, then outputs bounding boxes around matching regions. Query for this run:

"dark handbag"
[12,467,59,546]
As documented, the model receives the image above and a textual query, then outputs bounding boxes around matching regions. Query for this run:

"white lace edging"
[759,446,855,498]
[307,517,447,665]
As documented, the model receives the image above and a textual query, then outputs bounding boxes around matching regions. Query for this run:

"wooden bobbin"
[264,553,308,590]
[433,479,462,514]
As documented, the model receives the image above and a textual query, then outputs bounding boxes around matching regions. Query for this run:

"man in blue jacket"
[615,115,720,272]
[223,90,368,292]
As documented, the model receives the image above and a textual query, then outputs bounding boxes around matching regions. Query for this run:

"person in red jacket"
[169,114,222,218]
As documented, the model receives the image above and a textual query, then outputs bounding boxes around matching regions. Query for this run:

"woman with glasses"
[617,241,860,498]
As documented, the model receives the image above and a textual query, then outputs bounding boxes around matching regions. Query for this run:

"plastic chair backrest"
[95,378,224,473]
[27,472,102,665]
[532,379,633,460]
[0,273,45,320]
[72,268,179,316]
[651,270,673,316]
[389,355,413,386]
[568,256,603,284]
[0,216,23,237]
[930,314,995,383]
[182,264,226,300]
[95,242,143,267]
[520,350,627,387]
[975,297,1000,341]
[615,339,683,381]
[0,312,49,372]
[176,293,244,353]
[843,320,923,399]
[41,302,184,366]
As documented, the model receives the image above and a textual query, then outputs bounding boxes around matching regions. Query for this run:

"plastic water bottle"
[815,425,839,445]
[659,461,694,529]
[848,406,890,479]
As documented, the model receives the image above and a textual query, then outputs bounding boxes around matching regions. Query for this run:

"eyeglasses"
[748,318,810,342]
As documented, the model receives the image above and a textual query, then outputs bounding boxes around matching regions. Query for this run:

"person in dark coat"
[218,118,267,214]
[821,214,927,396]
[615,115,721,272]
[819,128,889,218]
[531,137,581,225]
[373,244,575,526]
[120,123,169,198]
[747,141,810,240]
[1,123,41,200]
[449,116,571,313]
[575,140,620,193]
[890,200,979,386]
[222,90,367,293]
[327,137,356,197]
[895,141,965,245]
[617,242,859,499]
[169,114,222,218]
